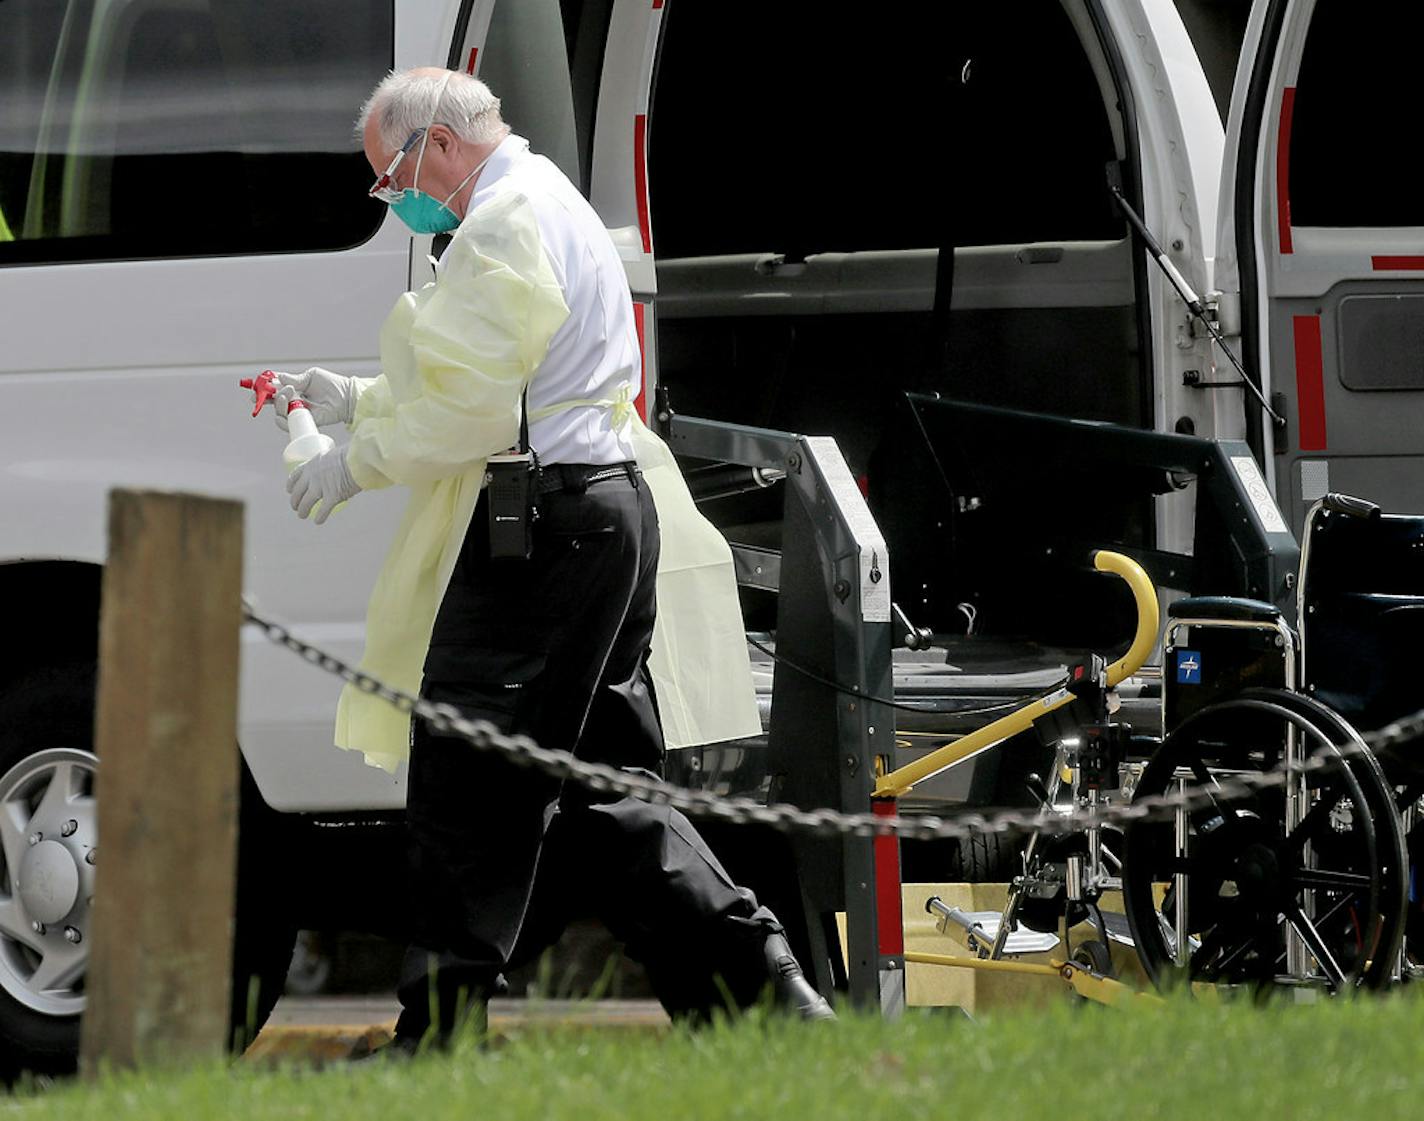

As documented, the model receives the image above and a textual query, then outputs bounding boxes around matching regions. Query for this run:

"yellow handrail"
[1094,550,1160,689]
[873,550,1158,800]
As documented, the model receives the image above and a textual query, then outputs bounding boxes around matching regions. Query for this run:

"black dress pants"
[395,466,780,1038]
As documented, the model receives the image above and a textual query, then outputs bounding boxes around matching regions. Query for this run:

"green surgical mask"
[389,131,491,235]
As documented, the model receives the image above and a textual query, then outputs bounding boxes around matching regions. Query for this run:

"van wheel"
[0,663,294,1078]
[0,664,98,1078]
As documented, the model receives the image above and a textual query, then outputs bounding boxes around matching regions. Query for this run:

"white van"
[0,0,1412,1071]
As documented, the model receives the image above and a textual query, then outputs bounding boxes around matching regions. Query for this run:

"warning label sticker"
[805,437,892,623]
[1230,455,1289,536]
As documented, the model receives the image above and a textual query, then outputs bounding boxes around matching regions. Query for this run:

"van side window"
[1291,1,1424,227]
[0,0,392,266]
[480,0,614,194]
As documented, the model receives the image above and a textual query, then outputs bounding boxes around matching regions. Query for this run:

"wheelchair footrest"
[935,906,1061,956]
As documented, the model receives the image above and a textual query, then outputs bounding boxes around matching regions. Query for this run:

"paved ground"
[248,996,671,1063]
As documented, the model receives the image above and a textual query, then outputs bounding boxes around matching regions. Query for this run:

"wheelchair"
[1120,492,1423,993]
[904,493,1424,1000]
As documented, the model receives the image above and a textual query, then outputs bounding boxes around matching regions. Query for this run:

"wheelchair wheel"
[1122,691,1407,993]
[1256,689,1409,986]
[1394,782,1424,977]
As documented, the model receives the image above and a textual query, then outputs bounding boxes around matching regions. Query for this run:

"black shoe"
[763,933,836,1020]
[351,1033,425,1064]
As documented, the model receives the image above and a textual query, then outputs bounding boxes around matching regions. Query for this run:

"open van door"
[451,0,660,424]
[1217,1,1424,529]
[588,0,663,423]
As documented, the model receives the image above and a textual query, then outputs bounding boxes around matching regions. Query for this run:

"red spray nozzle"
[239,370,279,417]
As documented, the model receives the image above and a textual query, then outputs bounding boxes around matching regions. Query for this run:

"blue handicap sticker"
[1176,649,1202,685]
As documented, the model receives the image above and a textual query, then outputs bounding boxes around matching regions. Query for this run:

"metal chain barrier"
[242,600,1424,843]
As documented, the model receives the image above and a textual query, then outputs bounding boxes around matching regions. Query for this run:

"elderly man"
[267,68,833,1049]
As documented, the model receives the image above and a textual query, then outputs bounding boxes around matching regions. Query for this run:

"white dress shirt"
[456,135,640,467]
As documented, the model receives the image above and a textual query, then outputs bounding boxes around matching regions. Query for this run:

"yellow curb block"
[247,1025,395,1064]
[247,1007,674,1064]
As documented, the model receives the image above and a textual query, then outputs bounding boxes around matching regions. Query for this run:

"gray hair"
[357,69,507,149]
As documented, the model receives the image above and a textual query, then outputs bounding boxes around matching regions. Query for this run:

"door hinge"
[1190,290,1242,339]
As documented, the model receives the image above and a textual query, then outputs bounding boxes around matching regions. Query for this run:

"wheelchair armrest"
[1167,596,1283,624]
[1320,492,1380,519]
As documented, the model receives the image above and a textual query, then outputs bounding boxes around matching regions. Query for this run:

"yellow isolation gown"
[334,190,759,771]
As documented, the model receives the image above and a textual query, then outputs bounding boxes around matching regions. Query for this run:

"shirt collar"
[468,133,530,203]
[432,135,532,276]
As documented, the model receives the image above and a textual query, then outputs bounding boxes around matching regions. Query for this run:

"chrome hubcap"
[0,748,97,1017]
[19,841,80,925]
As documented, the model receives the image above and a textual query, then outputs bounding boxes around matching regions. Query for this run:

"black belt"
[536,461,640,495]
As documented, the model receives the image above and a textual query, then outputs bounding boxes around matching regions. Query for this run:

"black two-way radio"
[486,389,536,559]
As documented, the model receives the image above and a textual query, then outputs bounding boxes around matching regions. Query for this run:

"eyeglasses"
[369,129,427,203]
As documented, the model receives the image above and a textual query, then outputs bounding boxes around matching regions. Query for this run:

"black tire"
[1123,692,1405,994]
[0,664,95,1080]
[1070,937,1114,978]
[0,661,295,1078]
[229,765,299,1053]
[944,832,1020,883]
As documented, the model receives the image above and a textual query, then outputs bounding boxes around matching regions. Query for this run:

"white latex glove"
[266,367,360,431]
[287,445,362,525]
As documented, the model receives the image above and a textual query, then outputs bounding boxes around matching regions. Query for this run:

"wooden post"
[80,490,244,1076]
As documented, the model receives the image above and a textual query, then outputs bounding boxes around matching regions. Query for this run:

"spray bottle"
[278,401,335,472]
[239,370,338,510]
[239,369,336,469]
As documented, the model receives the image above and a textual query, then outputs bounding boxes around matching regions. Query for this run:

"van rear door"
[1216,1,1424,527]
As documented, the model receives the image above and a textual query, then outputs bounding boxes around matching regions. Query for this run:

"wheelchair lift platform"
[929,901,1062,957]
[661,397,1303,1015]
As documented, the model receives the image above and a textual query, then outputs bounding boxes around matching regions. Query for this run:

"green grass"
[7,993,1424,1120]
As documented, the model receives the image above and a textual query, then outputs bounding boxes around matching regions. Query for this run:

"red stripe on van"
[1372,256,1424,270]
[634,115,651,254]
[653,0,665,7]
[633,302,648,422]
[873,800,904,957]
[1277,87,1296,255]
[1293,314,1327,451]
[466,47,478,75]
